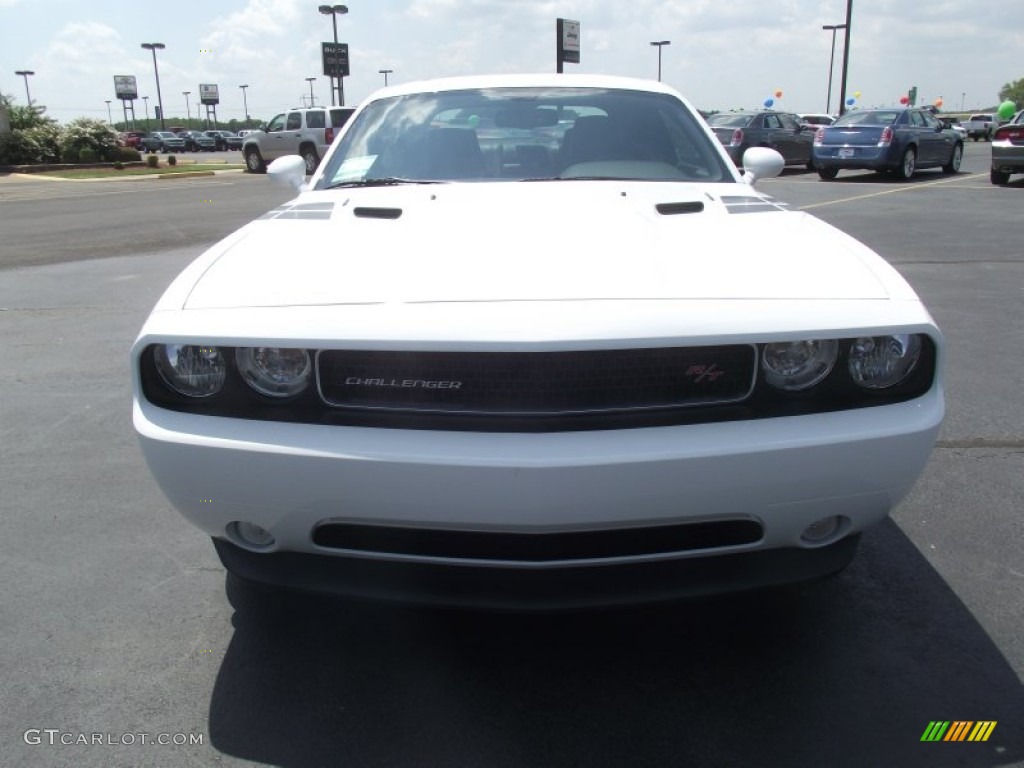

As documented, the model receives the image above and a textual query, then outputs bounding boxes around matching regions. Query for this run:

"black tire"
[895,147,916,180]
[817,167,839,181]
[942,143,963,174]
[300,144,320,175]
[990,168,1010,185]
[245,147,266,173]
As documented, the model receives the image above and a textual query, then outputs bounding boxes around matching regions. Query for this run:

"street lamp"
[239,84,250,125]
[649,41,670,82]
[183,91,191,127]
[105,100,113,125]
[305,77,317,107]
[318,4,349,106]
[14,70,35,106]
[142,96,150,130]
[140,43,167,130]
[821,24,847,114]
[379,69,393,87]
[836,0,854,117]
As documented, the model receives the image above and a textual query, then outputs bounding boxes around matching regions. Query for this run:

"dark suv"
[705,110,815,169]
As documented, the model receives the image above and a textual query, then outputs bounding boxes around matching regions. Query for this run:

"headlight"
[235,347,311,397]
[761,339,838,391]
[848,335,922,389]
[153,344,226,397]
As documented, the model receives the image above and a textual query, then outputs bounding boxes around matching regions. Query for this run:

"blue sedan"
[812,107,963,180]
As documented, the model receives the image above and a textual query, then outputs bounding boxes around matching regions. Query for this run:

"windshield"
[316,87,731,187]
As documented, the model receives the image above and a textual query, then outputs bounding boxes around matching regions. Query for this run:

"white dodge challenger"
[131,74,943,609]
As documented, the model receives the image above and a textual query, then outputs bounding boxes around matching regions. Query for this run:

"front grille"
[311,519,764,562]
[316,346,757,415]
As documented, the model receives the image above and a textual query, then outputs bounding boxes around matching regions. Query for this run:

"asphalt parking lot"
[1,142,1022,767]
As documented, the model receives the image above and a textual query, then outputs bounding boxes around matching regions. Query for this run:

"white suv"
[243,106,355,174]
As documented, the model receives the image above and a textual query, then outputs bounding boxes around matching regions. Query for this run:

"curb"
[153,171,217,180]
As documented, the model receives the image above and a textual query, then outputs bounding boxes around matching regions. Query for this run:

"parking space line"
[797,173,986,210]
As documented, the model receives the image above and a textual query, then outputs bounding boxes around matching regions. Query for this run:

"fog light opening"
[227,521,276,551]
[801,515,846,546]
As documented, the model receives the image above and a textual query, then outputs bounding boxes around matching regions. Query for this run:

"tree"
[0,93,61,164]
[998,78,1024,108]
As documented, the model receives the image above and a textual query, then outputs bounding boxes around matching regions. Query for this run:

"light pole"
[961,92,966,111]
[105,100,113,125]
[183,91,191,127]
[836,0,854,117]
[318,4,349,106]
[239,84,249,125]
[649,41,670,82]
[305,77,317,107]
[379,69,393,87]
[140,43,166,130]
[822,24,847,114]
[142,96,150,130]
[14,70,35,106]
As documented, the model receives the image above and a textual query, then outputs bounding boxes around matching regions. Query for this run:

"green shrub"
[167,155,177,166]
[113,161,124,170]
[78,147,97,163]
[146,154,159,168]
[61,147,80,164]
[110,146,141,162]
[60,117,119,160]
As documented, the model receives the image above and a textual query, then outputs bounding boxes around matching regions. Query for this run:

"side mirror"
[267,155,309,192]
[741,147,785,185]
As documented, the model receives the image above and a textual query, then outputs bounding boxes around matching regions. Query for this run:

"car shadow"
[207,520,1023,767]
[819,170,963,184]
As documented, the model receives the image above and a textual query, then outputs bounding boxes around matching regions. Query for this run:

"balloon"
[853,91,861,98]
[997,100,1017,119]
[774,90,783,99]
[764,98,774,108]
[935,98,943,108]
[899,95,909,105]
[846,97,855,106]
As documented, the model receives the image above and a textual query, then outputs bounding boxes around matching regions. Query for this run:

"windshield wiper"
[325,177,440,189]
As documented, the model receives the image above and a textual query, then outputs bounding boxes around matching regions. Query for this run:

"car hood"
[179,183,899,310]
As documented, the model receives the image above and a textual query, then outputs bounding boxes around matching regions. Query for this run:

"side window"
[909,111,926,128]
[286,112,302,130]
[305,111,326,129]
[778,114,799,131]
[922,113,940,129]
[266,114,285,132]
[763,114,781,130]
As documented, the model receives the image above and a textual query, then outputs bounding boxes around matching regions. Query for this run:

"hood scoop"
[656,201,705,216]
[354,206,403,219]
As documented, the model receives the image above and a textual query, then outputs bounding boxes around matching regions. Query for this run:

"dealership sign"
[557,18,580,64]
[199,84,220,105]
[322,43,350,78]
[114,75,138,100]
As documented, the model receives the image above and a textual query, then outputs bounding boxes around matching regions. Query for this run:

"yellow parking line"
[798,173,986,210]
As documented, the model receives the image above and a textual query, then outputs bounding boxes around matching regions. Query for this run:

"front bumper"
[135,385,942,602]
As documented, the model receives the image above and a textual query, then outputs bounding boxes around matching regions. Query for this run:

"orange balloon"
[774,90,783,99]
[935,98,944,108]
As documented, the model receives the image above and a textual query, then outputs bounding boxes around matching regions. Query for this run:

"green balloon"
[998,100,1016,119]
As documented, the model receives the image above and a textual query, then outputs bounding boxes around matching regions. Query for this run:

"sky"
[1,0,1021,126]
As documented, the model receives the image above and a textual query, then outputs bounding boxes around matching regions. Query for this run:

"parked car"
[990,109,1024,185]
[812,107,963,180]
[132,73,942,609]
[938,117,969,142]
[961,113,996,141]
[202,130,242,151]
[798,113,835,129]
[177,130,217,152]
[705,110,815,169]
[242,106,356,173]
[140,131,186,153]
[119,131,147,150]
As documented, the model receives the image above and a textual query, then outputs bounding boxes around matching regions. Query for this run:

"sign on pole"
[322,43,350,78]
[114,75,138,100]
[556,18,580,72]
[199,84,220,106]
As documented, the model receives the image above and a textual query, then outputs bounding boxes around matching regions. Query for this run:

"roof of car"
[370,73,680,99]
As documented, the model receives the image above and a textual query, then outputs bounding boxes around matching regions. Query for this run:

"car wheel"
[990,168,1010,185]
[300,145,320,175]
[942,143,963,174]
[895,148,916,180]
[817,167,839,181]
[245,147,266,173]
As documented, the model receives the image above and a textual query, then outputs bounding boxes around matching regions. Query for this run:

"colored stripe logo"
[921,721,997,742]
